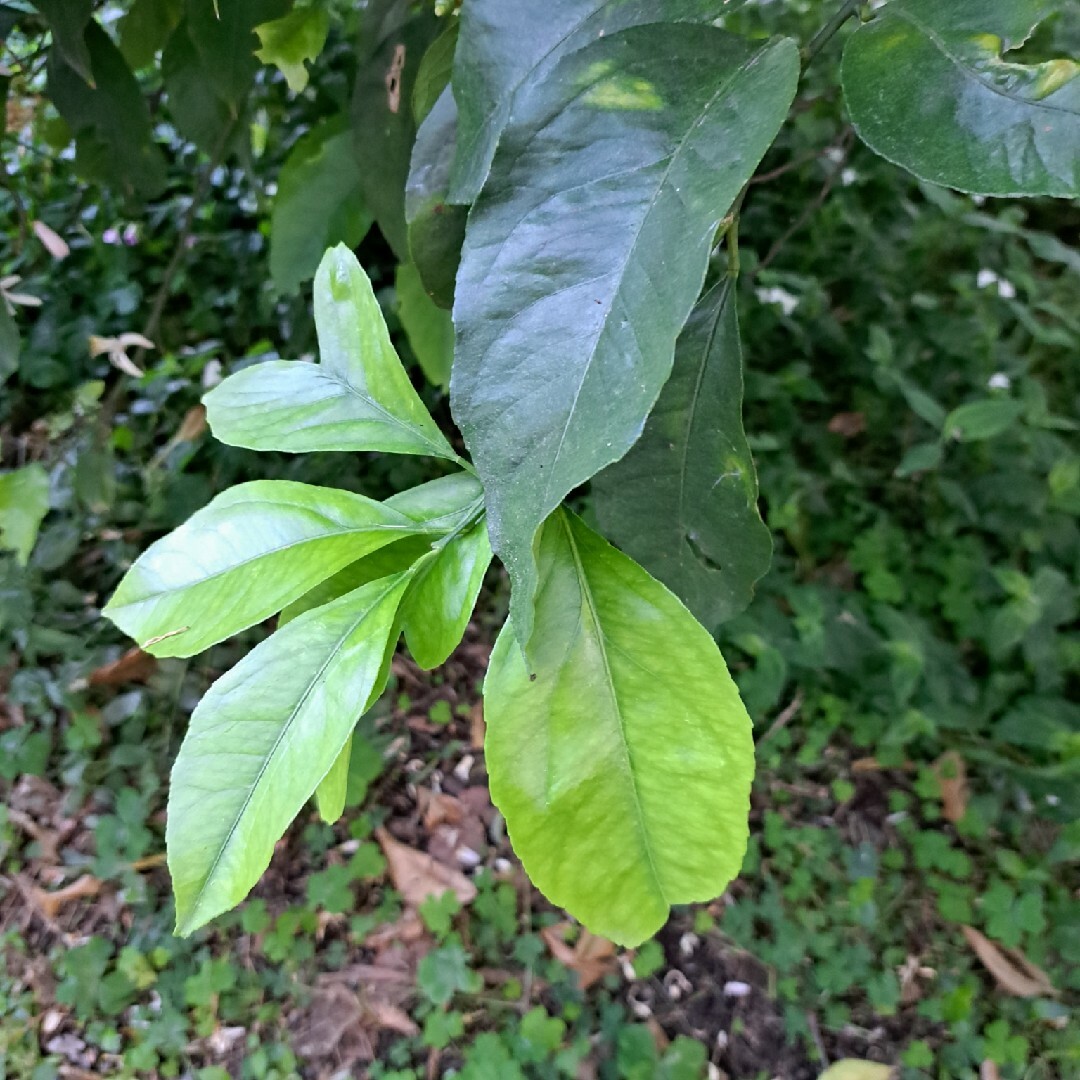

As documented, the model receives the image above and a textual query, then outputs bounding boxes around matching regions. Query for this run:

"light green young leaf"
[484,511,754,946]
[0,305,19,387]
[447,0,727,204]
[594,279,771,630]
[451,26,799,645]
[0,464,50,566]
[254,6,329,92]
[269,120,372,295]
[278,472,484,624]
[205,246,455,459]
[413,20,458,124]
[944,399,1024,442]
[186,0,289,108]
[315,736,351,824]
[842,0,1080,197]
[403,519,491,670]
[168,573,409,935]
[103,480,420,658]
[397,260,454,388]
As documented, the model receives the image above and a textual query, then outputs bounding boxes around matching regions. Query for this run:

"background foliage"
[1,1,1077,1078]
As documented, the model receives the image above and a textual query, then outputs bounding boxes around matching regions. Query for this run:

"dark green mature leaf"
[447,0,726,204]
[413,20,458,124]
[842,0,1080,197]
[205,246,455,458]
[351,10,440,259]
[594,279,771,630]
[33,0,94,85]
[402,519,491,670]
[254,6,329,92]
[944,398,1024,441]
[279,473,483,623]
[406,86,467,308]
[270,119,372,295]
[451,26,799,644]
[168,573,409,935]
[162,20,236,155]
[103,480,421,658]
[119,0,182,69]
[186,0,289,109]
[47,22,167,197]
[0,464,50,566]
[397,260,454,388]
[484,511,754,945]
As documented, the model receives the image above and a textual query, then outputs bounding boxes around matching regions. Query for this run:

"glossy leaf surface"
[205,246,454,459]
[451,26,798,643]
[33,0,94,84]
[842,0,1080,197]
[484,512,754,945]
[103,481,419,658]
[594,279,771,629]
[402,520,492,670]
[406,86,467,309]
[269,119,371,295]
[448,0,724,204]
[168,574,409,935]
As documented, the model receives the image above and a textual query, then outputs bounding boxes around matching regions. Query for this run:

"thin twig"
[803,0,864,65]
[756,128,854,274]
[758,690,805,745]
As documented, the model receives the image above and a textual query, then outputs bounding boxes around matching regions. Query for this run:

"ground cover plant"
[1,0,1078,1077]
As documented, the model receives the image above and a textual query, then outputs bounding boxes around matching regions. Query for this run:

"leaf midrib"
[560,513,666,904]
[177,574,405,932]
[111,506,417,612]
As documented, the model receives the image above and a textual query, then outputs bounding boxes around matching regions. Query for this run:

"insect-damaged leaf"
[594,279,771,630]
[451,25,798,645]
[842,0,1080,198]
[483,511,754,946]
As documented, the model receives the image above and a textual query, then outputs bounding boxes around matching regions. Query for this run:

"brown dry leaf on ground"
[934,751,968,823]
[961,926,1057,998]
[375,828,477,906]
[88,647,157,687]
[469,702,485,750]
[827,411,867,438]
[541,923,617,990]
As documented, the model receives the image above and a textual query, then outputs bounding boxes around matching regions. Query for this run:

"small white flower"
[997,278,1017,299]
[988,373,1011,391]
[756,286,799,316]
[841,167,858,186]
[976,269,999,290]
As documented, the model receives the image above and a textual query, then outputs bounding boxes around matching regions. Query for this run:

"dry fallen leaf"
[375,828,477,906]
[89,332,155,379]
[934,750,968,823]
[33,220,70,260]
[88,647,158,687]
[827,411,867,438]
[961,926,1057,998]
[541,922,617,990]
[817,1062,894,1080]
[175,404,208,442]
[469,701,485,750]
